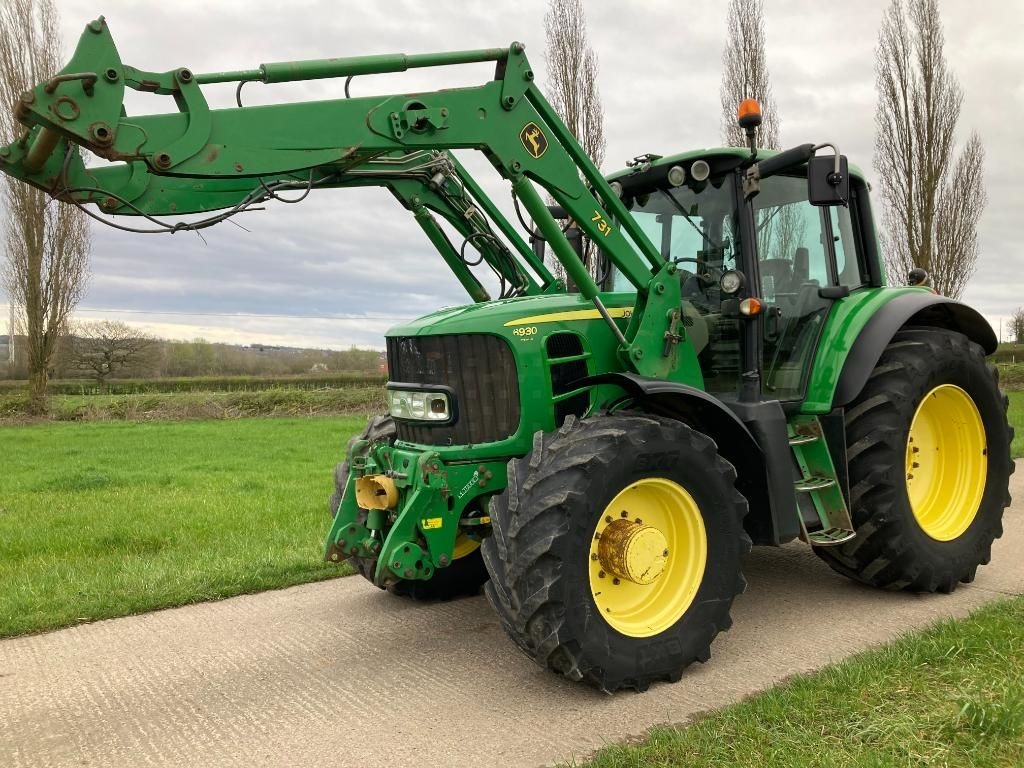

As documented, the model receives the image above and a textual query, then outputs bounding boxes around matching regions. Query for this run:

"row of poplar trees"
[546,0,985,300]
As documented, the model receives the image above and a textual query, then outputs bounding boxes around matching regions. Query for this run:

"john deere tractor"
[3,18,1013,692]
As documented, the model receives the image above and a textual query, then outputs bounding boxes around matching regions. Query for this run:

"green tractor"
[3,19,1013,692]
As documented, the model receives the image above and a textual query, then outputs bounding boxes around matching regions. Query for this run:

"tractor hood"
[386,291,638,338]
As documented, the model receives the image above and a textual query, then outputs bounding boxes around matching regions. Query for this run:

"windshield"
[612,173,739,295]
[610,172,743,397]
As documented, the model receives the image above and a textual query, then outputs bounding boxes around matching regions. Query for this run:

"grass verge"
[0,386,385,423]
[0,372,385,396]
[999,363,1024,392]
[1010,391,1022,459]
[571,597,1024,768]
[0,417,365,638]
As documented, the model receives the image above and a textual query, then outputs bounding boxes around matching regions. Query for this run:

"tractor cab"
[605,137,877,405]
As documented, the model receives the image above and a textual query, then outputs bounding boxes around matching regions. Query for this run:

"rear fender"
[832,293,996,408]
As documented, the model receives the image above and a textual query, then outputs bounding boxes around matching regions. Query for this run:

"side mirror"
[808,154,849,206]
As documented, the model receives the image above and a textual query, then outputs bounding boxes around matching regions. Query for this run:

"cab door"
[752,175,847,400]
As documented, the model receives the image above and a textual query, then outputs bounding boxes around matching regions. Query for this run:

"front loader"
[2,18,1013,692]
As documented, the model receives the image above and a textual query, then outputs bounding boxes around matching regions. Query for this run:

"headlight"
[386,387,454,423]
[719,269,745,295]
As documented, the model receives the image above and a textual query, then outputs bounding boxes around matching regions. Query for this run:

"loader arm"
[0,17,681,378]
[6,141,553,302]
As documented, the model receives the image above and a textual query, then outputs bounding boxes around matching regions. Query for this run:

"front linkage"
[325,437,501,587]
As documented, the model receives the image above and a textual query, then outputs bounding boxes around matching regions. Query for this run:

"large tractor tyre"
[328,414,488,601]
[816,328,1014,593]
[482,414,750,693]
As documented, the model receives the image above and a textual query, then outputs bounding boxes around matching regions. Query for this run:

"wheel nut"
[590,553,598,561]
[620,510,628,518]
[612,578,620,585]
[598,570,605,579]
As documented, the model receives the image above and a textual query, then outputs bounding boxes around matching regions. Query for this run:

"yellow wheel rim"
[906,384,987,541]
[452,532,480,560]
[589,477,707,638]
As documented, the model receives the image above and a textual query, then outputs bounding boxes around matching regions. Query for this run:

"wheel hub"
[597,519,668,585]
[905,384,987,541]
[589,477,707,638]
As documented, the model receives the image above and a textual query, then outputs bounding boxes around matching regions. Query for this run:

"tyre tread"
[484,414,750,692]
[816,329,1012,591]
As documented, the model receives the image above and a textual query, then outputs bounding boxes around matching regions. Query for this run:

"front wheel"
[482,414,750,692]
[816,329,1014,592]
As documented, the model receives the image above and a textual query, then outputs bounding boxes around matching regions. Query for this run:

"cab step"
[788,415,855,548]
[795,476,835,492]
[806,527,858,546]
[788,433,818,446]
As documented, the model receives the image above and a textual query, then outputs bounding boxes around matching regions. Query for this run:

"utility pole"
[7,304,13,364]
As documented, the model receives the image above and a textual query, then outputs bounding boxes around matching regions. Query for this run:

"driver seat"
[759,258,793,297]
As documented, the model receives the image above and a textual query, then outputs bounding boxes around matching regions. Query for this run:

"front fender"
[802,288,996,413]
[579,372,800,546]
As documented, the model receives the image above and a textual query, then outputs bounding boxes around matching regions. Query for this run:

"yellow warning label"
[421,517,443,530]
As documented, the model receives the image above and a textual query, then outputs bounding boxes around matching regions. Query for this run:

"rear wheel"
[816,329,1014,592]
[328,414,488,600]
[482,414,749,692]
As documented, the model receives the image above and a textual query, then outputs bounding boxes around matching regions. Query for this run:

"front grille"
[386,334,520,445]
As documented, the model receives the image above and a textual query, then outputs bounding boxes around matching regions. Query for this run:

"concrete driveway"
[2,463,1020,768]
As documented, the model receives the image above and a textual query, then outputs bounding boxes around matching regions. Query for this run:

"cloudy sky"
[2,0,1021,348]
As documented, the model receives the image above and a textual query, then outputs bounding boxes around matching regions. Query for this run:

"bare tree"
[68,321,156,387]
[874,0,985,299]
[545,0,605,172]
[0,0,90,413]
[544,0,605,283]
[1011,308,1024,345]
[720,0,780,150]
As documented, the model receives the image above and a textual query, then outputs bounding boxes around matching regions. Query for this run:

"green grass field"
[0,417,365,638]
[573,597,1024,768]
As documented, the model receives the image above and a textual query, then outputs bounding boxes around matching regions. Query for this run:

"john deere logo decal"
[520,122,548,159]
